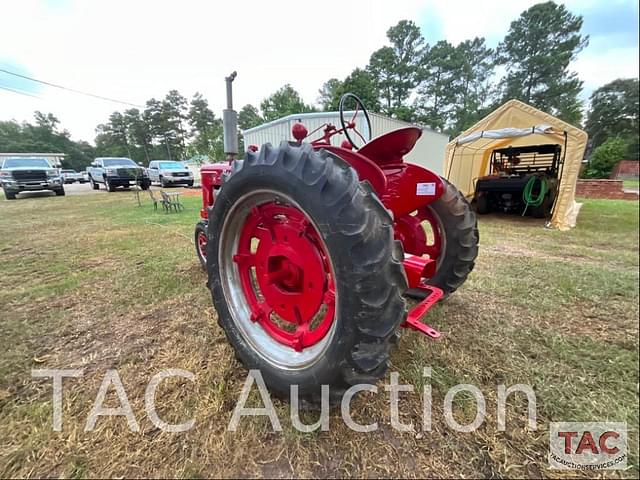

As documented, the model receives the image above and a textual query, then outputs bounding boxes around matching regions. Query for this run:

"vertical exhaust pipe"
[223,71,238,162]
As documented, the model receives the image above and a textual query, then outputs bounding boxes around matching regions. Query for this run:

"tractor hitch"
[403,285,443,338]
[402,254,443,339]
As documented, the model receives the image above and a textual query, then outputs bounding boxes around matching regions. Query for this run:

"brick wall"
[576,179,638,200]
[610,160,639,179]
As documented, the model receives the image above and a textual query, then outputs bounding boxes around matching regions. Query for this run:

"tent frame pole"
[549,131,569,216]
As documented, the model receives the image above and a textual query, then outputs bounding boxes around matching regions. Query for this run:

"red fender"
[358,127,422,166]
[380,163,445,218]
[315,145,387,197]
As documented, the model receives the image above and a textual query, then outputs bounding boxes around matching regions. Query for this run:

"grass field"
[623,178,639,190]
[0,190,638,478]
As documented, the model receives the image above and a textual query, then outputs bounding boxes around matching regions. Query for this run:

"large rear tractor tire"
[207,142,407,404]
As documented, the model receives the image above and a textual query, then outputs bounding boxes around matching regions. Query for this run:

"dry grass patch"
[0,192,637,478]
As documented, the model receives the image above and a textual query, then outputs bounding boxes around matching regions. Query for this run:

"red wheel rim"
[197,231,207,260]
[233,202,336,351]
[394,207,443,261]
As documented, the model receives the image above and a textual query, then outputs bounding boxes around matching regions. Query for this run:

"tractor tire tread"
[208,141,407,405]
[194,220,208,270]
[426,178,479,297]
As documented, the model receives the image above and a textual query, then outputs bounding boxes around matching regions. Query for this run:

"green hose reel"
[522,176,547,216]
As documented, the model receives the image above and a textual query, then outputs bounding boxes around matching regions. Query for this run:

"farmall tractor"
[194,74,478,404]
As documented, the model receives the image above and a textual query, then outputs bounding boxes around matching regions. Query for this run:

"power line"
[0,68,144,108]
[0,84,42,99]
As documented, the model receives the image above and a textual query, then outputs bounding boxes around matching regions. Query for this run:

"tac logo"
[549,422,627,470]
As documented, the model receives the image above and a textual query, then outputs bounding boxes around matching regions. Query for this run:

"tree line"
[0,112,95,172]
[1,1,637,178]
[95,90,223,163]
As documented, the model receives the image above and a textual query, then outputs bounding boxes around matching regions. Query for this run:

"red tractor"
[195,84,478,404]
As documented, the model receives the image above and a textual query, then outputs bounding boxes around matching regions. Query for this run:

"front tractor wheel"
[399,178,478,298]
[424,179,478,296]
[207,142,407,404]
[194,220,208,269]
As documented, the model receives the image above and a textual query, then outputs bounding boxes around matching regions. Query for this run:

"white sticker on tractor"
[416,182,436,196]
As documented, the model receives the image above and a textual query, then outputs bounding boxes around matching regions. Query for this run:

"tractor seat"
[358,127,422,166]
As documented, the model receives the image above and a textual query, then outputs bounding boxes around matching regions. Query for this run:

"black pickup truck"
[1,156,65,200]
[87,157,150,192]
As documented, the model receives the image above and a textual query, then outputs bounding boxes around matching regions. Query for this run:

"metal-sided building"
[242,111,449,174]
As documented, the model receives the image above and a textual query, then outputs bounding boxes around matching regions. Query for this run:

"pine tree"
[496,1,588,124]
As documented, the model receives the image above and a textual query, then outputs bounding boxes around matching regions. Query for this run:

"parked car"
[147,160,194,187]
[87,157,150,192]
[60,169,85,183]
[1,156,65,200]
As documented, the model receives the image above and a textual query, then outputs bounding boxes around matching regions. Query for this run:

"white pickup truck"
[60,169,86,184]
[147,160,194,187]
[87,157,150,192]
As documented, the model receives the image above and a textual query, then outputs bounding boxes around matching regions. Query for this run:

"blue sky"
[581,1,638,48]
[1,0,638,141]
[0,61,43,94]
[420,0,639,50]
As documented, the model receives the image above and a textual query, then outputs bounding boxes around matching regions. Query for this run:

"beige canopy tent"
[444,100,588,230]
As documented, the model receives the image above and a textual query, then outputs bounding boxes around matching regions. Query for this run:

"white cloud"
[0,0,426,141]
[0,0,638,142]
[423,0,536,45]
[573,46,640,94]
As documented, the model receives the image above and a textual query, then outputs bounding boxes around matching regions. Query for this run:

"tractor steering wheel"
[339,93,372,150]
